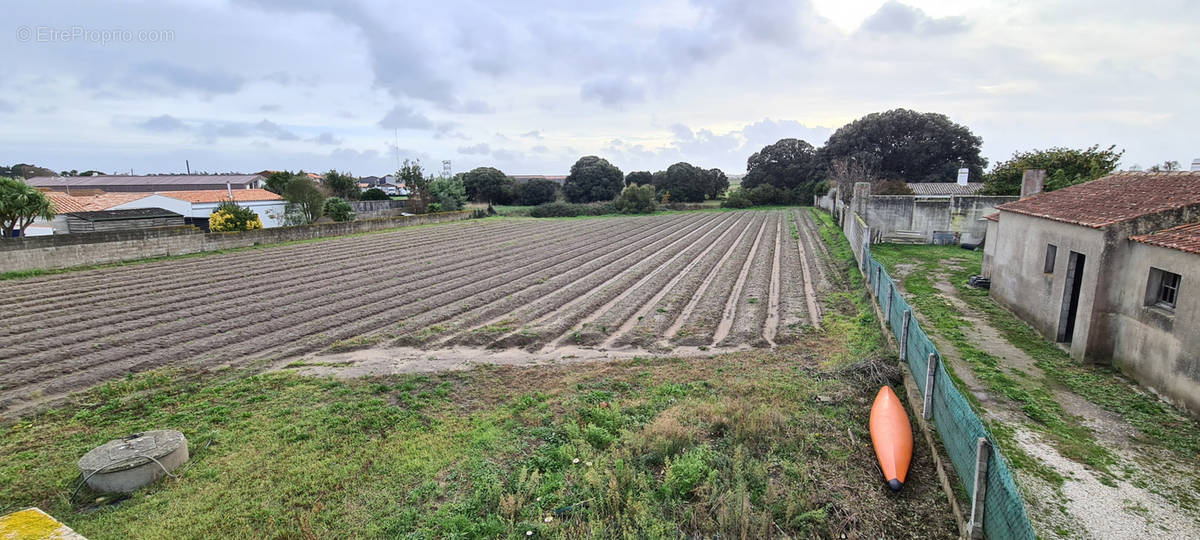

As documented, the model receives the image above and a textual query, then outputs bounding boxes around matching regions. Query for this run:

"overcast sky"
[3,0,1197,177]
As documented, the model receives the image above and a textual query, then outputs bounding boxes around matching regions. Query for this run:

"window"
[1146,268,1182,310]
[1043,244,1057,273]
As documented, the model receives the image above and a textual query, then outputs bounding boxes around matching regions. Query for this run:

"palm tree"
[0,176,56,238]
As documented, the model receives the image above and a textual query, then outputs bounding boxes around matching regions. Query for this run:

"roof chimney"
[956,167,969,186]
[226,181,233,200]
[1191,158,1200,172]
[1020,169,1045,199]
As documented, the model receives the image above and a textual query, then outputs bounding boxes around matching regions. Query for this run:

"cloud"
[378,104,433,130]
[531,145,549,153]
[859,2,969,36]
[520,130,543,139]
[309,132,343,145]
[492,148,522,161]
[125,61,246,95]
[0,99,15,113]
[254,119,300,141]
[260,104,282,112]
[581,77,645,107]
[138,114,187,132]
[447,99,494,114]
[458,142,491,155]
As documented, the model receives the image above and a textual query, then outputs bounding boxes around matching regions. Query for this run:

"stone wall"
[348,200,408,219]
[0,211,472,273]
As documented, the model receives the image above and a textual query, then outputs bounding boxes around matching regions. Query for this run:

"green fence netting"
[854,227,1035,540]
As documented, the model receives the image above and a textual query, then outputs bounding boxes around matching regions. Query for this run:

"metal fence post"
[968,437,992,539]
[923,353,937,420]
[899,310,911,364]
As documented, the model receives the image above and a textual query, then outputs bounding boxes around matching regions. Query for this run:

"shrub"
[321,197,355,222]
[721,188,753,208]
[614,183,658,214]
[528,201,617,218]
[427,202,443,213]
[661,446,712,499]
[360,188,389,200]
[209,200,263,231]
[584,423,617,449]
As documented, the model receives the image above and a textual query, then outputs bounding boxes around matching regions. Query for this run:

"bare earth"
[0,209,827,419]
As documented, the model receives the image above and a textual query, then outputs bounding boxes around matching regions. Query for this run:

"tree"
[0,164,56,179]
[1,177,56,237]
[613,184,658,214]
[980,145,1123,195]
[322,197,356,222]
[324,170,360,200]
[462,167,514,203]
[871,179,914,195]
[264,170,302,195]
[821,109,986,183]
[428,176,467,211]
[563,156,623,203]
[649,162,708,203]
[360,188,390,201]
[209,200,263,232]
[625,171,653,187]
[282,177,325,224]
[516,178,559,206]
[743,138,825,193]
[704,168,729,200]
[1148,160,1181,172]
[397,159,431,213]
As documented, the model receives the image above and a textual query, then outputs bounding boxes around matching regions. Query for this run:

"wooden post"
[968,437,991,539]
[923,353,937,420]
[900,310,911,364]
[886,284,894,323]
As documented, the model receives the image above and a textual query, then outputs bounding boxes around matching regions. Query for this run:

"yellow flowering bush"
[209,201,264,232]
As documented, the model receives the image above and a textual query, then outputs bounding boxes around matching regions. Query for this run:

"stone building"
[983,171,1200,414]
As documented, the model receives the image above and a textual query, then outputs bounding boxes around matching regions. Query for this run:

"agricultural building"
[63,208,185,233]
[983,171,1200,415]
[27,174,265,193]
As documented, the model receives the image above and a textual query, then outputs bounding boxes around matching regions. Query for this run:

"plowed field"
[1,209,830,417]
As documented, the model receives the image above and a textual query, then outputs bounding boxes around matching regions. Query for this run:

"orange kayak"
[869,385,914,492]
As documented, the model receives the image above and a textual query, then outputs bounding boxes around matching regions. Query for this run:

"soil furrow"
[763,216,783,346]
[714,212,776,347]
[600,213,750,350]
[708,215,769,346]
[664,213,762,344]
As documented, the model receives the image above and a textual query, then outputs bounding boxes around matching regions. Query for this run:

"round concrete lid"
[78,430,187,474]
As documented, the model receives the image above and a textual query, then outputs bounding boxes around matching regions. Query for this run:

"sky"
[2,0,1198,177]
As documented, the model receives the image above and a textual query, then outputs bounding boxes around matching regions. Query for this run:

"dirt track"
[0,209,829,417]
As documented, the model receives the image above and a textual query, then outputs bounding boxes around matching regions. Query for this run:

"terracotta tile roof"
[996,171,1200,228]
[906,182,986,195]
[158,189,283,203]
[1131,222,1200,255]
[984,212,999,222]
[45,191,154,213]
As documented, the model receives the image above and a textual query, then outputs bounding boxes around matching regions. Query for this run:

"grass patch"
[808,209,886,365]
[871,244,1200,476]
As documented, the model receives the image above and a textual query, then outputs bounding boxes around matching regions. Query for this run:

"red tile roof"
[984,212,999,222]
[159,189,282,203]
[45,192,155,213]
[996,171,1200,228]
[1131,222,1200,256]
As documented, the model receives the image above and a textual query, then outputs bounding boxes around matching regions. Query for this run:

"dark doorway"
[1056,251,1086,343]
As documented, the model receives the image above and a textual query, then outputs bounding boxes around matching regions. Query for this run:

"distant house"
[27,174,265,193]
[983,171,1200,415]
[63,208,184,233]
[108,189,287,229]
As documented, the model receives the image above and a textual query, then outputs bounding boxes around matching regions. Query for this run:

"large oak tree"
[821,108,986,183]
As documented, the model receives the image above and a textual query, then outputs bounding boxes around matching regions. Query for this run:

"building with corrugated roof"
[983,171,1200,415]
[27,174,265,192]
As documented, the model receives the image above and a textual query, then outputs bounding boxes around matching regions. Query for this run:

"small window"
[1146,268,1182,310]
[1043,244,1057,273]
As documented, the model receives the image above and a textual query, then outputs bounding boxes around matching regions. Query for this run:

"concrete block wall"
[348,200,408,219]
[0,211,472,273]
